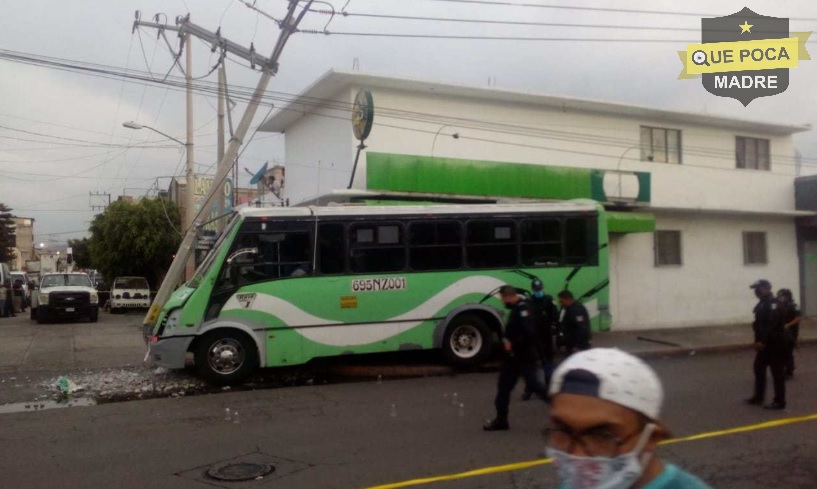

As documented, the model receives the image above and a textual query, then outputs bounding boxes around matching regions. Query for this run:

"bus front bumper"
[148,336,194,369]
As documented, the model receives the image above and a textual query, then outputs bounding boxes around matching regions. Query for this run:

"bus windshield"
[188,213,240,288]
[114,277,149,290]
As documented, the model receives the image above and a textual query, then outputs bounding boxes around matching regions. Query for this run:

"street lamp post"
[431,125,460,157]
[122,122,194,236]
[122,121,186,146]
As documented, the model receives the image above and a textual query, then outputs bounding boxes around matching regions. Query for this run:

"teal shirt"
[641,464,713,489]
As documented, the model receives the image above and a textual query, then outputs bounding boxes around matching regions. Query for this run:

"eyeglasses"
[542,425,643,458]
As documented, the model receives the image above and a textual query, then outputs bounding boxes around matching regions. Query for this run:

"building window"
[640,126,681,164]
[736,137,770,170]
[654,230,682,266]
[743,232,768,265]
[466,220,518,269]
[409,221,463,271]
[350,223,406,273]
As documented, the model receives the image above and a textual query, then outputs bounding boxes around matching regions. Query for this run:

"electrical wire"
[136,28,155,77]
[414,0,817,21]
[310,9,723,32]
[98,34,135,186]
[0,124,172,149]
[2,47,816,168]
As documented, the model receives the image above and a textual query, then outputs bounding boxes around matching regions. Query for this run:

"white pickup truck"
[30,273,99,324]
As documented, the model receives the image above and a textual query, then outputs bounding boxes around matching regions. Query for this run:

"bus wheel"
[442,314,492,366]
[194,330,258,386]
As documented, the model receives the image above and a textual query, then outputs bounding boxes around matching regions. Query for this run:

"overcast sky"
[1,0,816,244]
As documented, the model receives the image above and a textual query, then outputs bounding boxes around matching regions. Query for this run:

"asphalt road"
[0,311,145,373]
[1,345,816,489]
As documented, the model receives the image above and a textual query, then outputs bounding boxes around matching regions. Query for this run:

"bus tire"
[194,330,258,386]
[442,314,493,366]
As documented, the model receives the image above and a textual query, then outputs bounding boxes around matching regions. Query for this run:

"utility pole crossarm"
[134,16,275,73]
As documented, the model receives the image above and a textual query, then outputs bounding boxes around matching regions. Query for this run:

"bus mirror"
[227,248,258,265]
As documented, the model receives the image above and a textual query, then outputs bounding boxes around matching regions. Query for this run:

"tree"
[88,198,181,288]
[0,203,16,264]
[67,237,92,269]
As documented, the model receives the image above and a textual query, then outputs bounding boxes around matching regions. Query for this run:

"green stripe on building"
[366,152,650,203]
[606,211,656,233]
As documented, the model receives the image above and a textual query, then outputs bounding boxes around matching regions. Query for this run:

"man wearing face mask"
[523,278,559,401]
[745,279,786,410]
[546,348,713,489]
[484,285,549,431]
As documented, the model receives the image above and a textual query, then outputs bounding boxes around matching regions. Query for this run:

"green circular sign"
[352,89,374,141]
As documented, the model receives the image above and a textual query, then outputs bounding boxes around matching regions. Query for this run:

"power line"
[415,0,817,21]
[0,112,154,142]
[99,33,135,187]
[311,9,740,32]
[2,46,815,168]
[0,124,174,148]
[299,30,699,42]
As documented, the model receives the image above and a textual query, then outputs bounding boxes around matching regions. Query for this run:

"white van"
[109,277,151,312]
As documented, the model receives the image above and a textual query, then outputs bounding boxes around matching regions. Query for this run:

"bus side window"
[520,219,562,266]
[409,220,463,271]
[565,217,596,265]
[318,223,346,275]
[350,223,406,273]
[466,220,518,269]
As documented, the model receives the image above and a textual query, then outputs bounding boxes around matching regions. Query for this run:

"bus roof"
[238,201,598,219]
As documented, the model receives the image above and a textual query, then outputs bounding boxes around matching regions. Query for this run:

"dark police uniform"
[561,301,591,354]
[779,300,801,378]
[751,296,786,406]
[527,293,558,390]
[491,298,548,426]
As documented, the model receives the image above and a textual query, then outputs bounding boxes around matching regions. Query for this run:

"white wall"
[286,85,797,212]
[609,213,800,330]
[283,89,356,204]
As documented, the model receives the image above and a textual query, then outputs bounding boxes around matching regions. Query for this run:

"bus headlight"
[39,293,49,305]
[90,292,99,304]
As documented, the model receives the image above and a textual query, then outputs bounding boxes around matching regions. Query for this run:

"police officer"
[557,290,591,354]
[484,285,549,431]
[776,288,801,380]
[522,278,558,400]
[746,279,786,410]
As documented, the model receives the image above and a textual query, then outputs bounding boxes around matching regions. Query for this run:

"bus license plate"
[65,308,75,312]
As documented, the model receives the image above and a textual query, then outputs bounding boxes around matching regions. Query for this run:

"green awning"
[606,211,656,233]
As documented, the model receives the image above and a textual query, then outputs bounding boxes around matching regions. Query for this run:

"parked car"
[0,263,10,317]
[109,276,151,313]
[10,272,29,311]
[30,273,99,324]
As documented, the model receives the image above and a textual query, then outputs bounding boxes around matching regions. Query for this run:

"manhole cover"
[206,462,275,482]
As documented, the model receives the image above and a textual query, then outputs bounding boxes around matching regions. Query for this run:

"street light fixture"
[431,125,461,157]
[122,121,187,147]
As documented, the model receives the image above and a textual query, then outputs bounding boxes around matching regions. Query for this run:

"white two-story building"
[260,69,814,330]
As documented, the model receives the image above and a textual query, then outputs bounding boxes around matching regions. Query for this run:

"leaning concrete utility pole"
[140,0,315,337]
[215,65,227,232]
[184,32,196,277]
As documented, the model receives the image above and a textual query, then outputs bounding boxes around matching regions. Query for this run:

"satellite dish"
[249,162,269,185]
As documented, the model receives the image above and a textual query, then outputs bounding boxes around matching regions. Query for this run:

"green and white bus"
[148,201,610,384]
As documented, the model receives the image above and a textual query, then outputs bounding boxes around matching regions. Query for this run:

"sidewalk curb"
[328,339,817,379]
[629,337,817,360]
